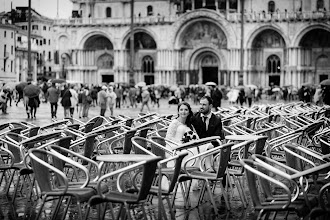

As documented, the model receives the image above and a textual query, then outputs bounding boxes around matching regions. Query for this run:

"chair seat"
[66,182,108,193]
[45,187,96,202]
[149,185,172,196]
[102,191,140,204]
[186,170,219,180]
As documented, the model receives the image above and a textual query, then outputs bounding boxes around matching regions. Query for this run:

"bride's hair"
[177,102,193,129]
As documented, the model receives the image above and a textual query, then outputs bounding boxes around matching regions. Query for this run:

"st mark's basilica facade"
[52,0,330,88]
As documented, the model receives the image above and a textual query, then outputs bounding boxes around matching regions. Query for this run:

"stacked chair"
[0,102,330,219]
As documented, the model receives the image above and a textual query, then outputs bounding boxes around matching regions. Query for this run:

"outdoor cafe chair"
[240,159,318,220]
[308,182,330,219]
[252,154,330,210]
[283,144,330,188]
[178,142,234,213]
[148,152,188,220]
[28,148,96,220]
[85,156,162,220]
[4,131,63,200]
[45,145,108,193]
[0,145,16,195]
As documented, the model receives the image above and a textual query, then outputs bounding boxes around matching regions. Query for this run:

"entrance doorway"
[102,75,114,83]
[269,75,280,86]
[202,67,218,84]
[144,75,154,85]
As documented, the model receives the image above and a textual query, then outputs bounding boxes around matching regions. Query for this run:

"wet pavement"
[0,97,297,220]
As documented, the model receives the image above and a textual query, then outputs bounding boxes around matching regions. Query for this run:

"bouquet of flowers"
[182,130,199,143]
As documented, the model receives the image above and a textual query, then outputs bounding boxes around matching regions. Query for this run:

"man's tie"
[203,116,208,131]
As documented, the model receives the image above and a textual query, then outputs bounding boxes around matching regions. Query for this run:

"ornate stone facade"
[53,0,330,88]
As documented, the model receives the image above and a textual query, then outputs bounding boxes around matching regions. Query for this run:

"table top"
[225,134,262,141]
[96,154,156,163]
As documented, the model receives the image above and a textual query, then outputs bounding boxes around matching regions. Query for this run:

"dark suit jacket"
[191,112,224,140]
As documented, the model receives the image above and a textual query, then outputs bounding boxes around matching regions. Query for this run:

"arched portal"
[84,35,113,50]
[83,35,114,84]
[125,32,157,49]
[250,29,285,86]
[299,28,330,83]
[193,52,220,84]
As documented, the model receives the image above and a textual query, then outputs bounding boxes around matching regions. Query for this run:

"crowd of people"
[1,80,330,119]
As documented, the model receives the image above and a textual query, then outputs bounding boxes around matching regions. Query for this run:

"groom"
[191,95,224,142]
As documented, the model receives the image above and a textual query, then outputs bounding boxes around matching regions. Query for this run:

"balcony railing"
[227,11,330,22]
[53,15,177,26]
[53,11,330,26]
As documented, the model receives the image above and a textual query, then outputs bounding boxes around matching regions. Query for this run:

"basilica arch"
[122,30,157,85]
[298,27,330,84]
[248,28,286,87]
[174,19,228,85]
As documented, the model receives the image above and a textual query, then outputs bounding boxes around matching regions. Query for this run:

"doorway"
[102,75,114,83]
[202,67,218,84]
[144,75,154,85]
[269,75,280,86]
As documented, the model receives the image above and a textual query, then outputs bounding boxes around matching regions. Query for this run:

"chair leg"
[232,175,247,208]
[219,183,230,210]
[205,181,218,214]
[61,196,72,220]
[140,203,148,220]
[165,196,175,220]
[51,196,64,220]
[124,203,132,220]
[36,196,47,219]
[4,169,15,195]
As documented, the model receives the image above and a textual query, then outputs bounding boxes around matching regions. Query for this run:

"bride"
[166,102,196,146]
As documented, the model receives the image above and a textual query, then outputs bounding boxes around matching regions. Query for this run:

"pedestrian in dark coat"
[211,87,223,110]
[61,85,71,118]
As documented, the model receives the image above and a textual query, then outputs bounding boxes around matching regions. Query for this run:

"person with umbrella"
[23,81,41,119]
[15,82,28,106]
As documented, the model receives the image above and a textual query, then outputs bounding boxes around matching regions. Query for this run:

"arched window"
[106,7,112,17]
[268,1,275,13]
[147,5,153,16]
[317,0,324,11]
[142,56,154,73]
[266,55,281,73]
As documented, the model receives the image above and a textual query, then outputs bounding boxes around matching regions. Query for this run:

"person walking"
[154,88,161,108]
[98,85,108,116]
[69,85,78,118]
[246,88,253,107]
[82,86,91,118]
[140,87,150,112]
[77,88,84,118]
[90,86,98,107]
[211,86,223,110]
[108,86,117,116]
[115,85,123,109]
[46,83,60,119]
[238,88,245,106]
[129,86,137,108]
[60,84,72,118]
